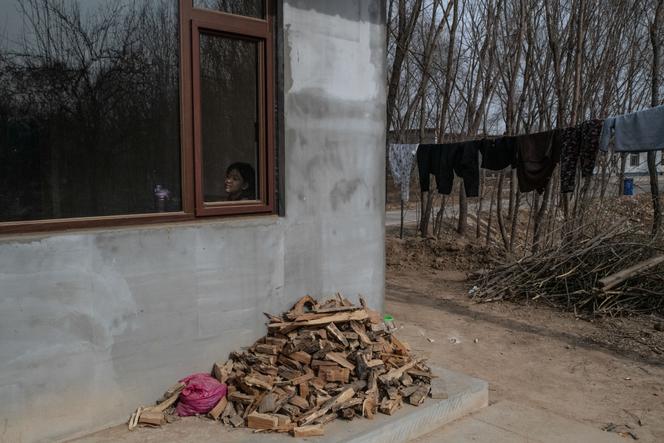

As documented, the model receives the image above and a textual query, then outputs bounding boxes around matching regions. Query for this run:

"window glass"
[199,33,259,203]
[193,0,264,19]
[630,154,640,167]
[0,0,181,222]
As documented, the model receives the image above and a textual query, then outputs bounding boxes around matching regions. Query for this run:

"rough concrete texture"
[414,400,626,443]
[0,2,386,442]
[68,368,487,443]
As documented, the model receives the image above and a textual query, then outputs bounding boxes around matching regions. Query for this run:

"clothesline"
[388,104,664,202]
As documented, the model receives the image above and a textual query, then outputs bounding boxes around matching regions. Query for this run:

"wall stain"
[330,178,364,210]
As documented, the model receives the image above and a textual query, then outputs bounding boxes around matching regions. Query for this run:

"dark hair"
[226,162,256,200]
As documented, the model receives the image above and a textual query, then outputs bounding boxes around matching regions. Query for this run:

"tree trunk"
[649,0,663,236]
[457,183,468,235]
[532,180,552,254]
[496,171,510,250]
[618,153,627,196]
[486,180,497,246]
[386,0,423,133]
[420,191,433,237]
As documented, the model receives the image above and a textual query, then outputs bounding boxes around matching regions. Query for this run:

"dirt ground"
[385,230,664,442]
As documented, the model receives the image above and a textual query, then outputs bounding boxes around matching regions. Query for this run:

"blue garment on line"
[600,105,664,152]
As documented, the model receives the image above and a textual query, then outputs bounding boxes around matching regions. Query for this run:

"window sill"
[0,212,281,240]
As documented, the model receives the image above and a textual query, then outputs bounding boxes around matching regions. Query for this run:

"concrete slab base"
[68,367,488,443]
[414,400,626,443]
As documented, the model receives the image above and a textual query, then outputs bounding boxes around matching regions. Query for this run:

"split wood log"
[408,385,430,406]
[326,322,350,347]
[213,361,233,384]
[152,388,183,413]
[255,344,279,355]
[209,396,228,420]
[244,373,275,390]
[325,352,355,370]
[287,295,318,320]
[299,387,355,425]
[289,371,314,385]
[268,310,369,331]
[138,410,165,426]
[350,321,372,344]
[229,414,245,427]
[258,393,280,414]
[293,424,325,437]
[128,407,143,431]
[228,392,255,404]
[247,411,279,430]
[378,359,423,384]
[314,305,361,314]
[319,366,350,383]
[598,255,664,291]
[288,351,312,365]
[288,395,310,410]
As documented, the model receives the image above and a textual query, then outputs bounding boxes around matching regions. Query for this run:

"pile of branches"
[472,225,664,315]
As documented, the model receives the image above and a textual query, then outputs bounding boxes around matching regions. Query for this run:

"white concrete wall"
[0,2,387,441]
[624,151,664,175]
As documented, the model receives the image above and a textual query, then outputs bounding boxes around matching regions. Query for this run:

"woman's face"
[225,169,246,196]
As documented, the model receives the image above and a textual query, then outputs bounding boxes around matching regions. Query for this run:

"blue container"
[623,177,634,196]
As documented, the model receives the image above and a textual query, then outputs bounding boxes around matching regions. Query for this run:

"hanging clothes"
[600,105,664,152]
[480,136,517,171]
[388,143,418,202]
[560,119,603,193]
[515,130,561,194]
[417,140,482,197]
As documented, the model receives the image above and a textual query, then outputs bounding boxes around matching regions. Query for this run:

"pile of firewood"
[129,294,438,437]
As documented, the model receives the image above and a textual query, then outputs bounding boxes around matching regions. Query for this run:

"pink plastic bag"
[175,373,227,416]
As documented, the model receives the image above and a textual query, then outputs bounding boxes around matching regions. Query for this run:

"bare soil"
[385,231,664,442]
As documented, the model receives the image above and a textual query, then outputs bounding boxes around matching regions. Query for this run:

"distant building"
[624,152,664,175]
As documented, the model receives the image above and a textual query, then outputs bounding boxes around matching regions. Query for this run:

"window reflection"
[199,33,259,203]
[193,0,264,19]
[0,0,181,221]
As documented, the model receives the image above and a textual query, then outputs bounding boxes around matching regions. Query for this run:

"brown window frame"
[0,0,276,235]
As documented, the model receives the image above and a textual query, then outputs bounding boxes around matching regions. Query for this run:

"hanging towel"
[480,136,517,171]
[600,105,664,152]
[417,141,482,197]
[560,119,603,193]
[515,130,561,193]
[388,143,418,202]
